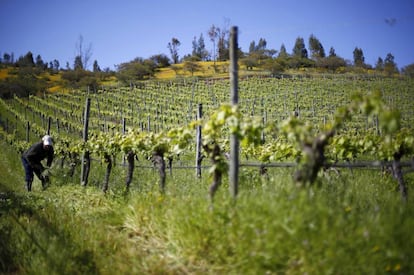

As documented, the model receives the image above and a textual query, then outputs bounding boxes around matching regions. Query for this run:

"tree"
[217,23,229,61]
[240,57,257,70]
[53,59,60,71]
[116,57,156,83]
[249,41,256,54]
[353,47,365,67]
[183,60,202,76]
[402,63,414,78]
[249,38,269,54]
[289,37,310,68]
[192,36,198,57]
[262,59,285,76]
[317,56,347,72]
[328,47,337,57]
[308,34,325,60]
[35,54,45,69]
[61,69,99,90]
[292,37,308,58]
[384,53,398,75]
[375,57,384,71]
[248,38,276,66]
[257,38,267,51]
[16,51,35,67]
[278,44,288,58]
[93,60,101,72]
[192,33,209,61]
[167,38,181,64]
[3,53,12,64]
[74,55,83,71]
[0,70,47,98]
[208,24,219,64]
[149,54,170,68]
[198,33,209,60]
[75,35,93,70]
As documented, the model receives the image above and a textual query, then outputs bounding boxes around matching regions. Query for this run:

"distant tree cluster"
[191,33,209,61]
[116,57,158,83]
[0,35,115,97]
[237,34,405,76]
[0,51,49,98]
[402,63,414,78]
[1,51,58,72]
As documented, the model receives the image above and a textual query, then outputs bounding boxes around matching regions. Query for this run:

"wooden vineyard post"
[26,121,30,143]
[229,26,239,199]
[47,116,51,135]
[392,153,408,202]
[125,151,135,190]
[12,115,19,136]
[122,118,126,166]
[102,154,112,193]
[195,103,203,178]
[80,98,91,186]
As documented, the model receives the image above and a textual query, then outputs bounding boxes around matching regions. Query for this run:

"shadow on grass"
[0,182,98,274]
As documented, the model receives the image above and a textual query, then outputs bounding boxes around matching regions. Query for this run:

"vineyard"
[2,76,414,194]
[1,75,414,274]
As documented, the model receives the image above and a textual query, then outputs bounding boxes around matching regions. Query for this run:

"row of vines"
[1,76,414,201]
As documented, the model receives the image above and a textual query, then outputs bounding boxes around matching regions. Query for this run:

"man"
[21,135,54,191]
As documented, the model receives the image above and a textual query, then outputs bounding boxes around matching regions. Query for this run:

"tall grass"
[1,141,413,274]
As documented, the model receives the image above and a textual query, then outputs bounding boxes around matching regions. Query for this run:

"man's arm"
[46,148,54,167]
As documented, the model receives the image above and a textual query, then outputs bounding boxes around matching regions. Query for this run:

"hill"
[0,59,405,98]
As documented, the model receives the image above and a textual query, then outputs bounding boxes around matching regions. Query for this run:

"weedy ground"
[1,140,414,274]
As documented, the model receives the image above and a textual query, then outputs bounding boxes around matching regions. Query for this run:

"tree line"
[1,26,414,99]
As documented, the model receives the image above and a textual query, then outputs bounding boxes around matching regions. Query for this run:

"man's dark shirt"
[22,142,54,170]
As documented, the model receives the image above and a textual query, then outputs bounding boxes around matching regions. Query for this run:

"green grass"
[1,141,413,274]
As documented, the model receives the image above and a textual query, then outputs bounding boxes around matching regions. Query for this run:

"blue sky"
[1,0,413,70]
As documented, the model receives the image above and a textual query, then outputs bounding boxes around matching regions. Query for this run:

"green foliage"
[1,144,414,274]
[2,76,414,187]
[288,56,315,69]
[16,51,35,68]
[261,58,285,75]
[0,67,47,98]
[61,69,100,91]
[402,63,414,78]
[316,55,347,72]
[353,47,365,67]
[308,34,326,59]
[384,53,399,76]
[191,33,209,61]
[149,54,171,68]
[168,38,181,64]
[1,73,414,273]
[240,56,258,70]
[182,60,203,76]
[116,57,156,83]
[73,55,83,70]
[292,37,308,59]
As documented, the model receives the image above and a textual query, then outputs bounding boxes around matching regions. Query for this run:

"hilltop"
[0,58,409,98]
[0,61,265,97]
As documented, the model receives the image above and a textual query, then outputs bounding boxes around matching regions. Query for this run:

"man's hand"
[41,167,50,177]
[41,168,51,190]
